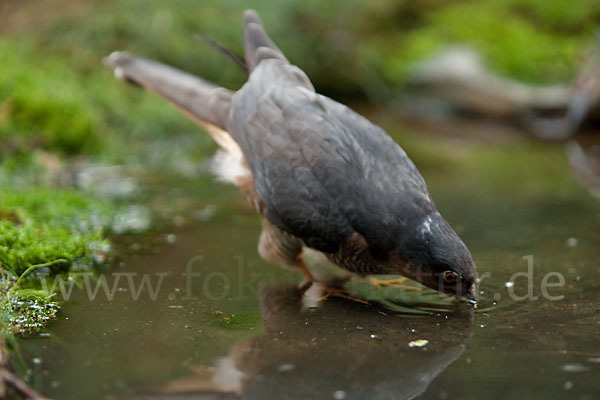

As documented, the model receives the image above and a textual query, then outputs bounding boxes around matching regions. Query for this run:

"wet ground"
[15,125,600,400]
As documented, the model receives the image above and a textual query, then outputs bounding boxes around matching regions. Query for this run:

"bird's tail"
[104,51,251,187]
[104,51,232,131]
[243,9,288,71]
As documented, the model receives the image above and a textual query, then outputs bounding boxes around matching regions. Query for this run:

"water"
[16,128,600,399]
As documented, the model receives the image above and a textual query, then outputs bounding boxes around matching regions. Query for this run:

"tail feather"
[195,33,248,71]
[243,10,287,71]
[104,51,232,130]
[104,51,252,187]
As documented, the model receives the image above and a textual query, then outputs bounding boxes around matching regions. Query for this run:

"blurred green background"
[1,0,598,159]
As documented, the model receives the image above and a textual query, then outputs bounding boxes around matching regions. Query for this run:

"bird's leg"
[296,256,315,283]
[297,256,368,305]
[368,276,422,291]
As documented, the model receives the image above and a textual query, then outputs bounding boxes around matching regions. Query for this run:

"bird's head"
[399,212,476,303]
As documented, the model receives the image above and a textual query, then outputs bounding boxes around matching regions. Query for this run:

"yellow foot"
[316,283,369,304]
[368,276,422,291]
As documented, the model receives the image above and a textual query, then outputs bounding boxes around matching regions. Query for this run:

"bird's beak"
[464,292,477,307]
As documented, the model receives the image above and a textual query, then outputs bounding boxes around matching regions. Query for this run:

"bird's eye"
[443,270,458,283]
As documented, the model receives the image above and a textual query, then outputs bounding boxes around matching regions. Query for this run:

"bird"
[104,9,477,304]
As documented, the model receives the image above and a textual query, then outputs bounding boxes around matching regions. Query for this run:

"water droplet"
[166,234,177,244]
[333,390,346,399]
[194,205,217,222]
[408,339,428,347]
[561,363,590,373]
[278,364,295,372]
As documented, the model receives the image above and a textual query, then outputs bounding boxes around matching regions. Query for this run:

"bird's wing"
[228,60,434,253]
[232,11,434,253]
[241,10,315,91]
[243,10,287,72]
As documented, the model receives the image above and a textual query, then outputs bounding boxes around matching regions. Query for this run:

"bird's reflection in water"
[134,285,473,400]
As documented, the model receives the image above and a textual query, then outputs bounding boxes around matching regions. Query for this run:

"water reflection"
[132,285,473,400]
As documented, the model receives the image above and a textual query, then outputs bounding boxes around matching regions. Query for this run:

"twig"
[0,369,51,400]
[0,339,50,399]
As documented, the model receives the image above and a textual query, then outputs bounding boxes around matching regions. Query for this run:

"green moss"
[380,0,597,87]
[498,0,600,31]
[0,187,118,333]
[0,187,125,276]
[0,220,99,277]
[1,289,59,334]
[425,1,582,83]
[0,40,104,155]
